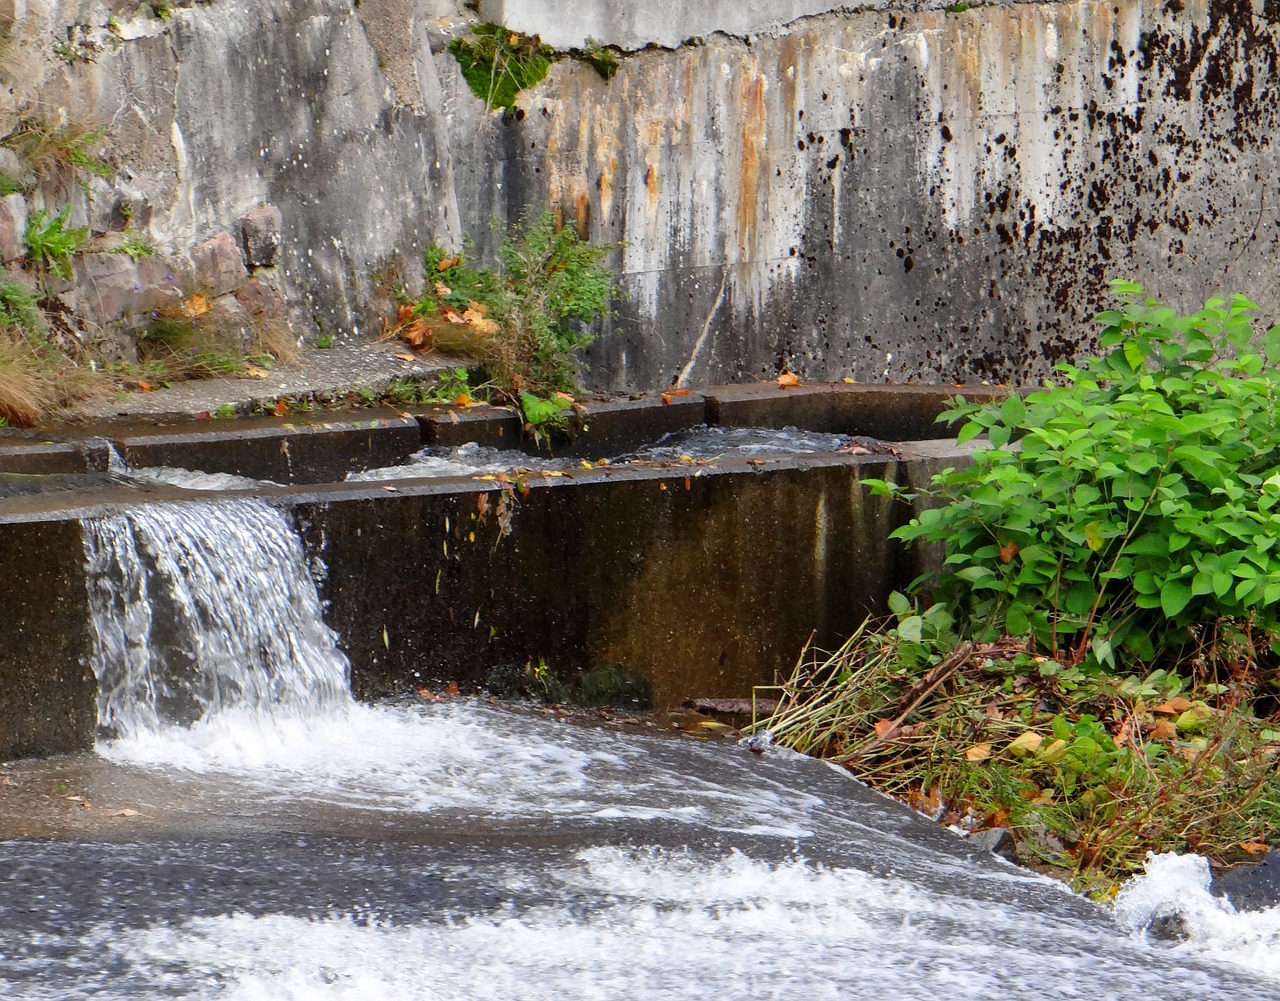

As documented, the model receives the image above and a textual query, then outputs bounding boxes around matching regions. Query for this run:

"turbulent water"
[2,499,1278,998]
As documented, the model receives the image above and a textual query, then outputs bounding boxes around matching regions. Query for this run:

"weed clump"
[758,284,1280,891]
[391,209,621,437]
[449,24,553,112]
[0,279,100,425]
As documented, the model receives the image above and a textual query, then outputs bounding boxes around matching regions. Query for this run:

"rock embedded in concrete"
[241,204,283,270]
[235,277,292,334]
[191,231,249,297]
[0,193,26,265]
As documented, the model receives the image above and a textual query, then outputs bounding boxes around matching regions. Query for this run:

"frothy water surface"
[4,498,1277,998]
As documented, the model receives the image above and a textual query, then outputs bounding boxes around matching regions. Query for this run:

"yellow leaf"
[776,372,801,388]
[964,742,992,762]
[244,366,270,379]
[1038,738,1068,762]
[842,376,857,384]
[1007,731,1043,755]
[181,292,211,317]
[1241,841,1271,855]
[699,720,729,729]
[1083,521,1104,551]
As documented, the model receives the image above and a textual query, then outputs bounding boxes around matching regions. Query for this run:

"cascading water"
[83,500,349,740]
[3,497,1280,998]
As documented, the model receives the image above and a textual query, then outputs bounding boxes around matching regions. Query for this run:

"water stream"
[2,499,1279,998]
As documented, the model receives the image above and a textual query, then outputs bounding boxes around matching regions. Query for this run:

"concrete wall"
[0,0,1275,388]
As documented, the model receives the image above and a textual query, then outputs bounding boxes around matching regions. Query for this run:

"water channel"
[3,495,1280,998]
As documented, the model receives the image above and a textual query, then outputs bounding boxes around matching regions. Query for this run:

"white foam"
[1114,852,1280,979]
[76,848,1256,1001]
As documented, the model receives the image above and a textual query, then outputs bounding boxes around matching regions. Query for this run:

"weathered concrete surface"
[476,0,853,50]
[0,520,95,760]
[0,0,1274,396]
[447,0,1280,388]
[296,455,908,706]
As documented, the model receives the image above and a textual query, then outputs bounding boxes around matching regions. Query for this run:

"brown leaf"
[445,680,459,697]
[136,380,154,392]
[402,319,431,349]
[776,372,801,388]
[873,719,899,739]
[417,686,438,701]
[661,393,672,405]
[1153,697,1194,715]
[964,742,992,762]
[1241,841,1271,855]
[272,399,289,417]
[666,388,693,397]
[436,256,460,272]
[244,366,270,379]
[434,281,452,297]
[1149,720,1178,739]
[394,352,416,362]
[998,540,1020,564]
[107,808,141,818]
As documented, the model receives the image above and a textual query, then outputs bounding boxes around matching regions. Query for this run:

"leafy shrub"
[24,206,88,280]
[397,209,621,430]
[893,283,1280,673]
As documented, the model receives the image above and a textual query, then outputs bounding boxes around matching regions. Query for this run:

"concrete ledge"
[113,417,422,484]
[0,441,87,476]
[705,383,1013,440]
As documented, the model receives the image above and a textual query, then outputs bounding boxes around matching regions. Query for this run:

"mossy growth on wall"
[448,24,554,112]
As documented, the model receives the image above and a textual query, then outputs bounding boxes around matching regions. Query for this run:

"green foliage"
[114,233,155,262]
[0,175,21,196]
[572,38,619,80]
[893,284,1280,673]
[2,120,111,190]
[407,210,621,409]
[756,601,1280,889]
[24,206,88,280]
[448,24,553,111]
[0,281,44,334]
[316,331,335,349]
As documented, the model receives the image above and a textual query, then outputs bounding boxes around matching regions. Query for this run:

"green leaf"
[1159,579,1194,618]
[897,615,924,643]
[887,591,912,617]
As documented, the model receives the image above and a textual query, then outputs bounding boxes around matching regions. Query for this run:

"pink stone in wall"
[191,231,249,296]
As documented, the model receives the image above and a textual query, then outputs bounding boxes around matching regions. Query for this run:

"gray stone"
[74,252,141,324]
[211,293,258,353]
[191,231,249,297]
[240,203,282,270]
[967,827,1018,865]
[1212,850,1280,912]
[0,193,27,264]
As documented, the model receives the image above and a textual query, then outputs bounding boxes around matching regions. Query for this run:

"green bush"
[449,24,553,112]
[406,210,621,431]
[892,282,1280,672]
[24,206,88,280]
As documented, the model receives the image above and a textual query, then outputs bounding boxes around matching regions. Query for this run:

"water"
[349,426,866,483]
[2,499,1279,998]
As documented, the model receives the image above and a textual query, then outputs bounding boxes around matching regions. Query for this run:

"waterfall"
[82,499,350,739]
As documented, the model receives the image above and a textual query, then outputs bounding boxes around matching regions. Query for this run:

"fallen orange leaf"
[136,380,153,392]
[453,392,472,407]
[1153,697,1194,715]
[395,352,416,362]
[434,281,451,297]
[776,372,801,388]
[1149,720,1178,739]
[445,680,459,697]
[1241,841,1271,854]
[272,399,288,417]
[965,743,992,762]
[436,256,460,272]
[181,292,210,317]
